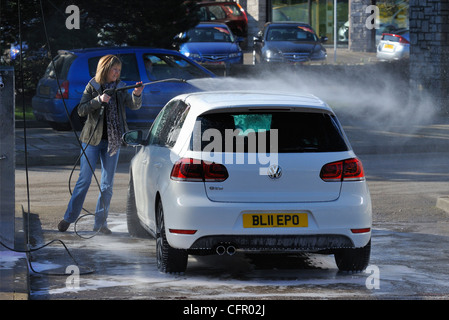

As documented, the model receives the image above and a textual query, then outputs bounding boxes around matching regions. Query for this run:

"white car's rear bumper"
[162,181,372,251]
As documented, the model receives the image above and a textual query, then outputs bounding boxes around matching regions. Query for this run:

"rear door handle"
[154,162,162,168]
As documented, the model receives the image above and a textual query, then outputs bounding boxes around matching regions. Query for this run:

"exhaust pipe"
[216,245,226,255]
[226,246,236,256]
[216,245,237,256]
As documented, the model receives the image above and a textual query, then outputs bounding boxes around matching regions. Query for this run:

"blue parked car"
[32,47,215,130]
[175,23,243,72]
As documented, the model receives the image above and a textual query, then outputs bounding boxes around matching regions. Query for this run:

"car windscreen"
[44,53,76,79]
[191,111,349,153]
[186,27,234,42]
[266,26,318,42]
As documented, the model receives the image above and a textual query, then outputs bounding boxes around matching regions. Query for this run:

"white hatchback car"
[123,91,372,273]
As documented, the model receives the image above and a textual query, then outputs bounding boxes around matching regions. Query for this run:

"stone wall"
[242,0,267,48]
[409,0,449,112]
[349,0,377,52]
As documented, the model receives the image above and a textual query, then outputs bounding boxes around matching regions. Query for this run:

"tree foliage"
[2,0,200,53]
[1,0,200,100]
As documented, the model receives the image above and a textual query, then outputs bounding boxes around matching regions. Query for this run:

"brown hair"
[94,54,122,84]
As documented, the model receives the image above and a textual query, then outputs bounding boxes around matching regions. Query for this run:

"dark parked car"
[32,47,215,130]
[253,22,328,65]
[195,1,248,39]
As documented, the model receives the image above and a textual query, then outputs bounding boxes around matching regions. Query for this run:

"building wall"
[409,0,449,112]
[240,0,268,47]
[349,0,376,51]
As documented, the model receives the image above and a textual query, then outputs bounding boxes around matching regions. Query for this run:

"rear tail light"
[398,36,409,44]
[320,158,365,182]
[170,158,229,182]
[55,80,69,99]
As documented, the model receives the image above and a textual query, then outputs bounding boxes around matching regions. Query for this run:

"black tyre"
[334,239,371,272]
[49,121,71,131]
[126,174,149,238]
[156,200,188,273]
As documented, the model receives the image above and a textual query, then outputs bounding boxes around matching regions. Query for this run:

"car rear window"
[197,3,243,20]
[381,34,401,42]
[44,53,76,79]
[191,111,349,153]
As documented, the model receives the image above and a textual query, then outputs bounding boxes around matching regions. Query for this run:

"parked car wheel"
[48,121,71,131]
[334,239,371,272]
[156,200,188,273]
[126,174,149,238]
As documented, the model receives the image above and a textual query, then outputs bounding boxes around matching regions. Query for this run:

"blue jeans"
[64,140,120,230]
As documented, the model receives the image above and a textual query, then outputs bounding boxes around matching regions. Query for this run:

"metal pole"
[0,67,15,250]
[334,0,337,63]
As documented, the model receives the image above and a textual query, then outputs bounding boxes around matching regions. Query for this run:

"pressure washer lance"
[102,78,188,97]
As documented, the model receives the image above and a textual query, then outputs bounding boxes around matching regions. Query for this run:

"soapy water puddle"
[27,212,449,299]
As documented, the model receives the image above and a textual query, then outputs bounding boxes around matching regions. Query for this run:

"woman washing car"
[58,54,143,234]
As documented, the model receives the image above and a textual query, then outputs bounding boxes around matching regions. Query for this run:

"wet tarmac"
[27,211,449,300]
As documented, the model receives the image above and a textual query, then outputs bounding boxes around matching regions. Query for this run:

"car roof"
[179,91,332,115]
[265,22,313,28]
[197,1,240,6]
[195,22,230,28]
[57,46,178,56]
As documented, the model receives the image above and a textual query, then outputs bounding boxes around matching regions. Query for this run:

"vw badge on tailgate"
[267,165,282,179]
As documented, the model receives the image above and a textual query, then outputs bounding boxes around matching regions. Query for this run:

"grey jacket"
[78,78,142,146]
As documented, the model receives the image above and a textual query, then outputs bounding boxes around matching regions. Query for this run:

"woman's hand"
[100,93,111,103]
[133,82,144,96]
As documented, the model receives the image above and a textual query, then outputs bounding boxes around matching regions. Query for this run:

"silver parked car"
[377,29,410,61]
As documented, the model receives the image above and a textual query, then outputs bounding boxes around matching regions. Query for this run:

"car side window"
[88,57,100,78]
[117,53,140,81]
[88,53,140,81]
[148,100,190,148]
[208,5,226,19]
[144,53,208,80]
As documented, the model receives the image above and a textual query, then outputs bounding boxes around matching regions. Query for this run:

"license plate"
[243,213,308,228]
[383,44,394,50]
[39,86,51,95]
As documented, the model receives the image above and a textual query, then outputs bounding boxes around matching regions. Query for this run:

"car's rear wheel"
[126,174,149,238]
[156,200,188,273]
[48,121,71,131]
[334,239,371,272]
